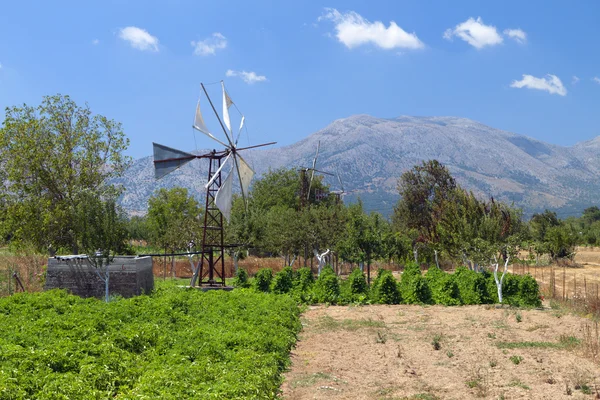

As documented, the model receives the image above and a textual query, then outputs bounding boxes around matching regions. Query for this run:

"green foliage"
[341,268,369,303]
[399,262,431,304]
[454,266,492,305]
[272,266,294,294]
[0,94,131,253]
[0,286,301,399]
[146,187,202,253]
[373,269,401,304]
[311,267,340,304]
[232,268,250,288]
[254,268,273,292]
[486,272,541,307]
[425,266,460,306]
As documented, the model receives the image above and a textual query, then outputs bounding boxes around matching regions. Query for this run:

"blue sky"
[1,0,599,159]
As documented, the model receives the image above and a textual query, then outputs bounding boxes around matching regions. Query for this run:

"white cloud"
[118,27,159,52]
[92,39,100,45]
[319,8,424,50]
[443,17,503,49]
[510,74,567,96]
[226,70,267,84]
[572,76,580,84]
[0,63,2,69]
[593,77,600,85]
[503,28,527,44]
[191,33,227,56]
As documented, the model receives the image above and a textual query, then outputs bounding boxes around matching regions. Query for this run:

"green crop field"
[0,282,301,399]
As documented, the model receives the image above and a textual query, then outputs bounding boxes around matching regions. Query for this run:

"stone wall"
[44,256,154,299]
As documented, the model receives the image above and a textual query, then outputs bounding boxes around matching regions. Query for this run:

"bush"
[311,266,340,304]
[290,267,314,303]
[232,268,250,288]
[517,274,541,307]
[341,268,369,303]
[425,267,460,306]
[272,266,294,294]
[399,262,431,304]
[454,266,492,305]
[254,268,273,292]
[374,272,401,304]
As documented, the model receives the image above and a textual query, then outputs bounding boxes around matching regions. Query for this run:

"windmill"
[298,141,334,209]
[152,81,275,287]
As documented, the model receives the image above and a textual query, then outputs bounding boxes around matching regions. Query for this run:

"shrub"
[376,272,401,304]
[399,262,431,304]
[290,267,314,303]
[341,268,369,303]
[311,266,340,304]
[425,267,460,306]
[232,268,250,288]
[271,266,294,294]
[254,268,273,292]
[454,266,492,305]
[486,272,541,307]
[517,274,541,307]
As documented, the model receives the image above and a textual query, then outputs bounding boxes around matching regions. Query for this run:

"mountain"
[115,115,600,218]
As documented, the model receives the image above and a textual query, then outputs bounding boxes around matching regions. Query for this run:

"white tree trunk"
[434,250,440,269]
[314,249,330,276]
[289,254,297,268]
[493,255,510,303]
[188,253,201,287]
[413,248,418,263]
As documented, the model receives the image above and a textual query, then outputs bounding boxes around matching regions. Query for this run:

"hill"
[114,115,600,217]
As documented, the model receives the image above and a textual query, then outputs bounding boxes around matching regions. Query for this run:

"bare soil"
[282,304,600,400]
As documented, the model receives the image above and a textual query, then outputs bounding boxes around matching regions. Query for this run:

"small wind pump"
[298,141,334,208]
[152,81,275,287]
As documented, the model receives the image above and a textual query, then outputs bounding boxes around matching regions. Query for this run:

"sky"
[1,0,600,159]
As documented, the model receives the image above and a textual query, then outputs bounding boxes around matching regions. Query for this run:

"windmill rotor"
[152,80,275,287]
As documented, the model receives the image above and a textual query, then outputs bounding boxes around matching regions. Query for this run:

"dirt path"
[282,304,600,399]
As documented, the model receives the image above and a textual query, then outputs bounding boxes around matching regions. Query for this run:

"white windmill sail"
[215,167,234,221]
[204,153,232,189]
[193,100,229,147]
[236,155,254,197]
[222,82,233,135]
[235,115,245,144]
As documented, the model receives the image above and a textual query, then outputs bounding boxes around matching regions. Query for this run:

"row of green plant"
[0,283,301,399]
[233,263,541,307]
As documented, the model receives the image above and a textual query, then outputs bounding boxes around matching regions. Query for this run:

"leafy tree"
[146,188,203,276]
[393,160,456,249]
[0,94,131,253]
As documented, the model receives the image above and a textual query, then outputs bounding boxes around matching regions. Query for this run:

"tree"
[77,192,129,302]
[0,94,131,253]
[146,188,203,276]
[393,160,456,258]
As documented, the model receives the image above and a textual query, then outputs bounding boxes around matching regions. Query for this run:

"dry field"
[282,304,600,400]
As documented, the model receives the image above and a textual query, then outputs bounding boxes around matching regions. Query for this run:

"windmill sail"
[193,100,210,134]
[236,155,254,198]
[222,82,234,136]
[153,143,195,179]
[215,167,234,221]
[204,153,232,189]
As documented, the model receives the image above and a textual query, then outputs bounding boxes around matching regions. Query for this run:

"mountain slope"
[116,115,600,217]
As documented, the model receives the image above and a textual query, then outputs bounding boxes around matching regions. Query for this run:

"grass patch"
[291,372,334,388]
[316,315,386,331]
[400,394,440,400]
[509,355,524,365]
[496,335,580,350]
[508,379,530,390]
[525,324,549,332]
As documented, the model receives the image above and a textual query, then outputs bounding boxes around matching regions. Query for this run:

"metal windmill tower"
[152,81,275,287]
[298,141,334,209]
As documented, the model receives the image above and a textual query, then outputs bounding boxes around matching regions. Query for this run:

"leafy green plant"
[425,266,460,305]
[311,266,340,304]
[399,262,431,304]
[232,268,250,288]
[454,266,492,305]
[510,355,523,365]
[271,266,294,294]
[254,268,273,292]
[341,268,369,303]
[371,269,401,304]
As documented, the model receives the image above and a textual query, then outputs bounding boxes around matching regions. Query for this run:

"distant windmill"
[298,141,334,208]
[152,81,275,287]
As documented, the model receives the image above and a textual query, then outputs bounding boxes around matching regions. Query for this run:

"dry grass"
[0,253,47,296]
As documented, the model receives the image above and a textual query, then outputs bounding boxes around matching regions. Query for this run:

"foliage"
[232,268,250,288]
[340,268,369,303]
[310,266,340,304]
[254,268,274,292]
[146,187,203,253]
[0,94,131,253]
[425,266,460,306]
[454,266,492,305]
[272,266,294,294]
[290,267,314,302]
[371,269,401,304]
[399,262,431,304]
[0,285,301,399]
